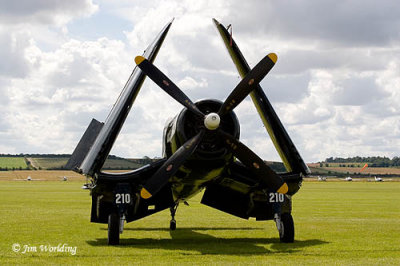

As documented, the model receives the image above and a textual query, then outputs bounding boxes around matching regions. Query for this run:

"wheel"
[279,213,294,243]
[170,219,176,231]
[108,213,120,245]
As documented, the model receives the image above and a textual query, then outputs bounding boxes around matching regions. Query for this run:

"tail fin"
[65,119,103,171]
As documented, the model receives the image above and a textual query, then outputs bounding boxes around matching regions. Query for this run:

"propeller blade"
[140,130,204,199]
[219,130,288,194]
[218,53,277,116]
[135,56,204,117]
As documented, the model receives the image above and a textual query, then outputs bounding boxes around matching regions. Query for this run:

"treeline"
[0,154,71,158]
[0,154,123,159]
[324,156,400,167]
[0,167,30,171]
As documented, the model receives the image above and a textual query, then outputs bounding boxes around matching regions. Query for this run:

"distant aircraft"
[67,18,310,245]
[13,175,42,181]
[57,176,69,181]
[374,176,383,182]
[345,176,353,181]
[318,176,326,181]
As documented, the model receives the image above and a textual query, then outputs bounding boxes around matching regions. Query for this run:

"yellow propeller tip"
[268,53,278,64]
[277,182,288,194]
[140,188,152,199]
[135,56,145,65]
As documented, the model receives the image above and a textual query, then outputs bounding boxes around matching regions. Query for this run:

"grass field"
[102,158,143,170]
[28,157,69,170]
[0,157,28,169]
[0,179,399,264]
[0,170,84,181]
[308,163,400,176]
[25,157,142,170]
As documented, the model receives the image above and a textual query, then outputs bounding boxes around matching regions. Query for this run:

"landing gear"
[108,213,120,245]
[108,213,125,245]
[274,212,294,243]
[169,203,179,231]
[170,219,177,230]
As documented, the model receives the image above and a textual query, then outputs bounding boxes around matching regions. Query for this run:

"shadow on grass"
[87,227,328,255]
[100,227,260,231]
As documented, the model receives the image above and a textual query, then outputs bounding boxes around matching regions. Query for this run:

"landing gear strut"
[169,203,179,230]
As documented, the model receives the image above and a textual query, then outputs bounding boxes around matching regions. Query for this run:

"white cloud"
[0,0,98,26]
[0,0,399,164]
[2,33,132,154]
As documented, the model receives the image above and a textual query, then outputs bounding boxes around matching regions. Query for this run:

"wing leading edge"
[213,18,310,176]
[72,19,174,176]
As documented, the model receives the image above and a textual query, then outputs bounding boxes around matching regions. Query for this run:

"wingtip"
[135,56,145,65]
[268,53,278,64]
[212,18,220,25]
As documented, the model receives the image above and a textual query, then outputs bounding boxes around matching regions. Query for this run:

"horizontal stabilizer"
[65,119,104,171]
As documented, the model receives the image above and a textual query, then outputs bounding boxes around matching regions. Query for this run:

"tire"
[108,213,120,245]
[280,213,294,243]
[170,219,176,231]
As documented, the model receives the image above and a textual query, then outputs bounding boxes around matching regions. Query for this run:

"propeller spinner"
[204,113,220,130]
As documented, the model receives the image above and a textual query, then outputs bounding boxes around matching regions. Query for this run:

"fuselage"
[162,99,240,201]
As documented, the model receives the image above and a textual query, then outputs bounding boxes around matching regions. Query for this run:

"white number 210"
[269,192,284,203]
[115,193,131,204]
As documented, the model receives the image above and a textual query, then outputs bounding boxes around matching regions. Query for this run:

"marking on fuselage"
[253,162,260,169]
[225,139,237,150]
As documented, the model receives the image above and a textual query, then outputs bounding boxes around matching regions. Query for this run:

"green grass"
[0,157,28,169]
[0,181,399,264]
[28,158,69,169]
[102,158,143,170]
[27,157,142,170]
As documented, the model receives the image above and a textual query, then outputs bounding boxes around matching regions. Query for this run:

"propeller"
[218,53,277,116]
[219,130,288,194]
[135,53,287,198]
[135,56,204,117]
[140,130,204,199]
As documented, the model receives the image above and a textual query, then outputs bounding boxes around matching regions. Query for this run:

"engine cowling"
[163,99,240,166]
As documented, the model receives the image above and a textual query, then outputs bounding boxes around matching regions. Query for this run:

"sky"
[0,0,399,163]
